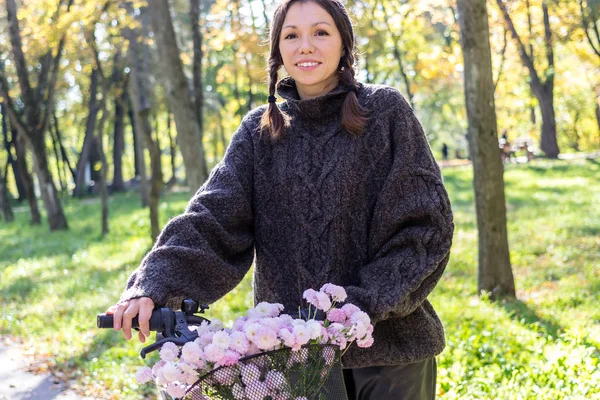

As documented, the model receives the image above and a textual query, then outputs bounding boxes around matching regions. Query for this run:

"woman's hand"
[106,297,155,342]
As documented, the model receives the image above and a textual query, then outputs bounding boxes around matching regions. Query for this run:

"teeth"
[297,62,319,67]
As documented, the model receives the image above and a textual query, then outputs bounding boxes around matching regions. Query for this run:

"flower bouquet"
[135,284,374,400]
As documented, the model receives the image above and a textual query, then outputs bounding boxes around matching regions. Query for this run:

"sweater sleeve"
[119,119,256,309]
[344,95,454,324]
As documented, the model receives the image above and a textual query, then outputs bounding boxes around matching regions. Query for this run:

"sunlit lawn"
[1,157,598,399]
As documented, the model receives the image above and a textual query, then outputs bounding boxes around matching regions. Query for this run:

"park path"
[0,337,89,400]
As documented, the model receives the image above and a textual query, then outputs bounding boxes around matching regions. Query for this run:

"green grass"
[1,158,599,399]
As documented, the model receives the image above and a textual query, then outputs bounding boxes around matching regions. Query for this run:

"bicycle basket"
[184,344,348,400]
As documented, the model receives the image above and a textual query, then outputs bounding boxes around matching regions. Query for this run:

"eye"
[284,33,297,39]
[316,30,329,36]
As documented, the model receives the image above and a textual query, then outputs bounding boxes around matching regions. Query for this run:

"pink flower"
[254,327,280,350]
[159,342,179,362]
[161,362,183,383]
[303,288,319,307]
[320,283,347,302]
[181,342,204,365]
[341,303,361,316]
[197,331,215,347]
[265,370,286,390]
[243,322,262,342]
[278,328,295,348]
[232,316,247,331]
[327,308,347,323]
[166,382,187,398]
[357,335,374,348]
[217,350,241,367]
[135,366,153,384]
[178,362,200,385]
[322,347,335,365]
[314,291,332,311]
[241,363,261,386]
[229,331,250,354]
[214,365,239,385]
[245,381,269,400]
[203,343,225,363]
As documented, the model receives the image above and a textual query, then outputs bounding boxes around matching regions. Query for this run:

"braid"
[339,55,368,136]
[260,61,289,139]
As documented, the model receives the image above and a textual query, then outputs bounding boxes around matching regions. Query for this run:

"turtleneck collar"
[276,76,357,120]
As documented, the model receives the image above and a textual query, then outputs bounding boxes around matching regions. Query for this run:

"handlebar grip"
[97,310,165,331]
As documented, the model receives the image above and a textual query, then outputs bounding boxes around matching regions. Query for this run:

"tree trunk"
[457,0,515,298]
[29,132,68,230]
[1,103,26,201]
[74,68,100,197]
[148,0,208,192]
[190,0,204,135]
[112,78,127,192]
[145,110,164,240]
[49,121,66,192]
[14,130,41,224]
[125,15,151,208]
[538,86,560,158]
[0,166,14,222]
[53,113,76,185]
[167,111,177,185]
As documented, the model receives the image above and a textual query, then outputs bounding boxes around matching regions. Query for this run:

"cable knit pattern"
[120,76,454,368]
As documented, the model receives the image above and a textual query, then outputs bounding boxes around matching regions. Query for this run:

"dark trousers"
[343,358,437,400]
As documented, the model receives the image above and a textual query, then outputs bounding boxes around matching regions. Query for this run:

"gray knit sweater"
[120,76,454,368]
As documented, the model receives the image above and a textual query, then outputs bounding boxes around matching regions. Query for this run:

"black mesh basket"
[184,344,348,400]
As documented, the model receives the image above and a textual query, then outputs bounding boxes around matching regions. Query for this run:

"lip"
[295,60,322,70]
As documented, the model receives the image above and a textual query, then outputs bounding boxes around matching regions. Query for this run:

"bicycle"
[97,300,348,400]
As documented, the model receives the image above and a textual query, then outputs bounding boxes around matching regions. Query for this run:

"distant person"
[442,142,449,161]
[107,1,454,398]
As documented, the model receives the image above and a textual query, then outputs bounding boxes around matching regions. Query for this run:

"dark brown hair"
[260,0,369,139]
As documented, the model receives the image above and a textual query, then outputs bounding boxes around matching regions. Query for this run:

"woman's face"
[279,1,344,100]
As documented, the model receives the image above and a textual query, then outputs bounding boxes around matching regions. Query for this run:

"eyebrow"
[282,21,332,30]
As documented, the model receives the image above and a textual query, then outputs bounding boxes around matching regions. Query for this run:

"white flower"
[195,320,211,336]
[292,325,311,346]
[212,331,231,349]
[209,318,224,332]
[305,320,323,340]
[178,362,200,385]
[254,302,283,318]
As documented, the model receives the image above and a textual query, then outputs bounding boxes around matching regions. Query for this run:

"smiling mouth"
[296,62,321,67]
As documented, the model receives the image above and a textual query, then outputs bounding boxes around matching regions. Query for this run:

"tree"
[579,0,600,136]
[148,0,208,193]
[0,0,71,230]
[495,0,560,158]
[457,0,515,298]
[126,5,164,240]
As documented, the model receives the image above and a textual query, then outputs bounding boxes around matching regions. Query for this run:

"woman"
[109,0,454,398]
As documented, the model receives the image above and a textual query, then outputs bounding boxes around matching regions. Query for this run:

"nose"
[298,36,314,54]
